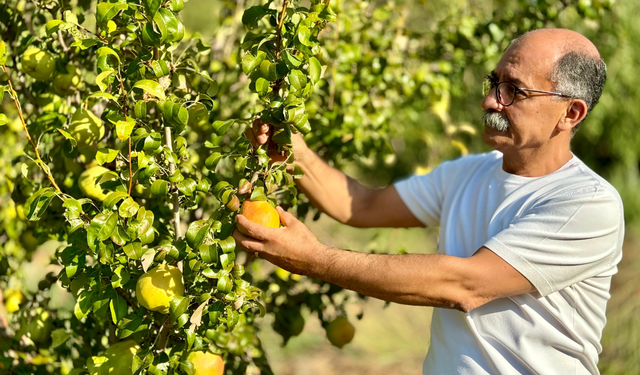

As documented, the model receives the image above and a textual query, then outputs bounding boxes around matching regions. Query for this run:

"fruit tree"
[0,0,613,374]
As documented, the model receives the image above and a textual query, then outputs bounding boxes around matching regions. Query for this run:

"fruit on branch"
[15,307,53,344]
[186,351,225,375]
[188,102,211,131]
[87,339,140,375]
[325,316,356,348]
[136,264,185,314]
[20,47,56,81]
[238,200,280,235]
[68,108,105,146]
[52,63,82,96]
[78,166,118,202]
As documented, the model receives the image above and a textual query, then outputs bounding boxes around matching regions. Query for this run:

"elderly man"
[234,28,623,374]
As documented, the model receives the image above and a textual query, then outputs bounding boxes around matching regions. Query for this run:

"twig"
[2,65,62,192]
[275,0,289,59]
[164,127,182,239]
[116,287,139,312]
[58,30,69,52]
[116,73,134,196]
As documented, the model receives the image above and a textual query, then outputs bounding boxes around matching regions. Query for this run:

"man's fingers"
[276,207,299,227]
[256,129,270,145]
[236,215,272,241]
[232,229,265,253]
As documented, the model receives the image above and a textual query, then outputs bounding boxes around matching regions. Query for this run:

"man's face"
[480,42,570,153]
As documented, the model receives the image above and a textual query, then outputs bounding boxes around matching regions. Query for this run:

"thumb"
[276,206,298,227]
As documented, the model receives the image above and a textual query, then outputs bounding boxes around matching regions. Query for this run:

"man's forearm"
[295,146,373,226]
[307,244,471,311]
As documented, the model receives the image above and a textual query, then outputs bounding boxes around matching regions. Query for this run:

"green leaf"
[133,80,166,100]
[116,118,136,141]
[255,77,270,95]
[259,60,278,81]
[24,188,56,221]
[57,128,77,146]
[116,315,148,339]
[70,38,100,50]
[45,20,66,36]
[74,289,94,319]
[95,69,115,92]
[289,70,307,90]
[96,2,128,29]
[169,295,190,321]
[119,197,140,218]
[242,6,269,28]
[205,152,222,170]
[110,294,128,325]
[150,179,170,196]
[111,265,130,288]
[309,57,322,83]
[177,178,196,196]
[212,119,235,136]
[96,47,121,66]
[0,113,8,126]
[96,148,119,165]
[242,51,266,75]
[123,241,145,260]
[87,212,118,251]
[186,219,213,250]
[298,26,311,46]
[110,225,130,246]
[143,0,162,20]
[103,192,128,210]
[199,244,218,264]
[86,92,118,102]
[283,50,303,68]
[216,236,236,254]
[249,186,267,201]
[51,328,71,349]
[154,8,182,43]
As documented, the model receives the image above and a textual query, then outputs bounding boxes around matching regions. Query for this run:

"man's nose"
[481,88,504,112]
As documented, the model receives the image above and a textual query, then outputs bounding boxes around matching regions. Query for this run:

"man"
[233,28,623,374]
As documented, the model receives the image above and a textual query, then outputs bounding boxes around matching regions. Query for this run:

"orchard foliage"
[0,0,615,374]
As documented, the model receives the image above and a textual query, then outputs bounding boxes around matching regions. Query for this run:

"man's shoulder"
[440,151,502,172]
[552,156,622,202]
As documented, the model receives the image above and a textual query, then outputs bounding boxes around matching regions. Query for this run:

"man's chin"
[482,126,510,148]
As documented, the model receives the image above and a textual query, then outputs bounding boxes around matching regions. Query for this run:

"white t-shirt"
[394,151,624,375]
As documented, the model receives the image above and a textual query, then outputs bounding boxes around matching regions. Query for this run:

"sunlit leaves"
[24,188,56,221]
[133,80,166,100]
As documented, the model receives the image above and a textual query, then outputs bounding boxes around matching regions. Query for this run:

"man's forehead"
[494,43,556,87]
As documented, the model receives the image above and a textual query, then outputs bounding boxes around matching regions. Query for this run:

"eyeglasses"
[482,75,574,106]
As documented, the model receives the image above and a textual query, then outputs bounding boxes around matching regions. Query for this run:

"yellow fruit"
[4,288,25,313]
[238,200,280,236]
[21,47,56,81]
[53,63,82,96]
[136,264,184,314]
[87,340,140,375]
[188,102,210,131]
[325,317,355,348]
[68,108,105,146]
[78,166,119,202]
[16,307,53,344]
[187,351,225,375]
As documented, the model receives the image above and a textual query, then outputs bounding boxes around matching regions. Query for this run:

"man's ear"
[559,99,588,132]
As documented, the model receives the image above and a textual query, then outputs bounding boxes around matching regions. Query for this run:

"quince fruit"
[21,47,56,81]
[187,351,225,375]
[136,264,184,314]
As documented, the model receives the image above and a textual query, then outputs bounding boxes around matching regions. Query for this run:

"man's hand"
[233,207,324,276]
[244,118,308,164]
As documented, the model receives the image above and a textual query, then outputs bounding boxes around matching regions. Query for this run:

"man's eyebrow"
[493,70,527,87]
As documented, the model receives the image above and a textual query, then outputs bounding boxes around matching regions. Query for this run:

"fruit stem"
[164,126,182,239]
[2,64,62,193]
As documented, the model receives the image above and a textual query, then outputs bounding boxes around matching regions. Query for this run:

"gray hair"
[548,51,607,135]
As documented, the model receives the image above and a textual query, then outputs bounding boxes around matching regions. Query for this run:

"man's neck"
[501,146,573,177]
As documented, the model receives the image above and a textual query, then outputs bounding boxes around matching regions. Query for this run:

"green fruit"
[325,317,355,348]
[87,340,140,375]
[188,102,210,130]
[21,47,56,81]
[78,166,119,201]
[68,108,105,146]
[53,64,82,96]
[15,307,53,344]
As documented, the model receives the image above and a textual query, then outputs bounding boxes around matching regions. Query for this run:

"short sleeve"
[484,186,624,297]
[393,162,450,227]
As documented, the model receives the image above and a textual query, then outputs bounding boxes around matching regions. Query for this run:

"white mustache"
[483,111,510,132]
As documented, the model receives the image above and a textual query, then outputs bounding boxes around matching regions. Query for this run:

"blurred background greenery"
[1,0,638,373]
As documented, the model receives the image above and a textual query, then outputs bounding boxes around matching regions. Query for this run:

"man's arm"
[247,120,424,228]
[233,208,534,312]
